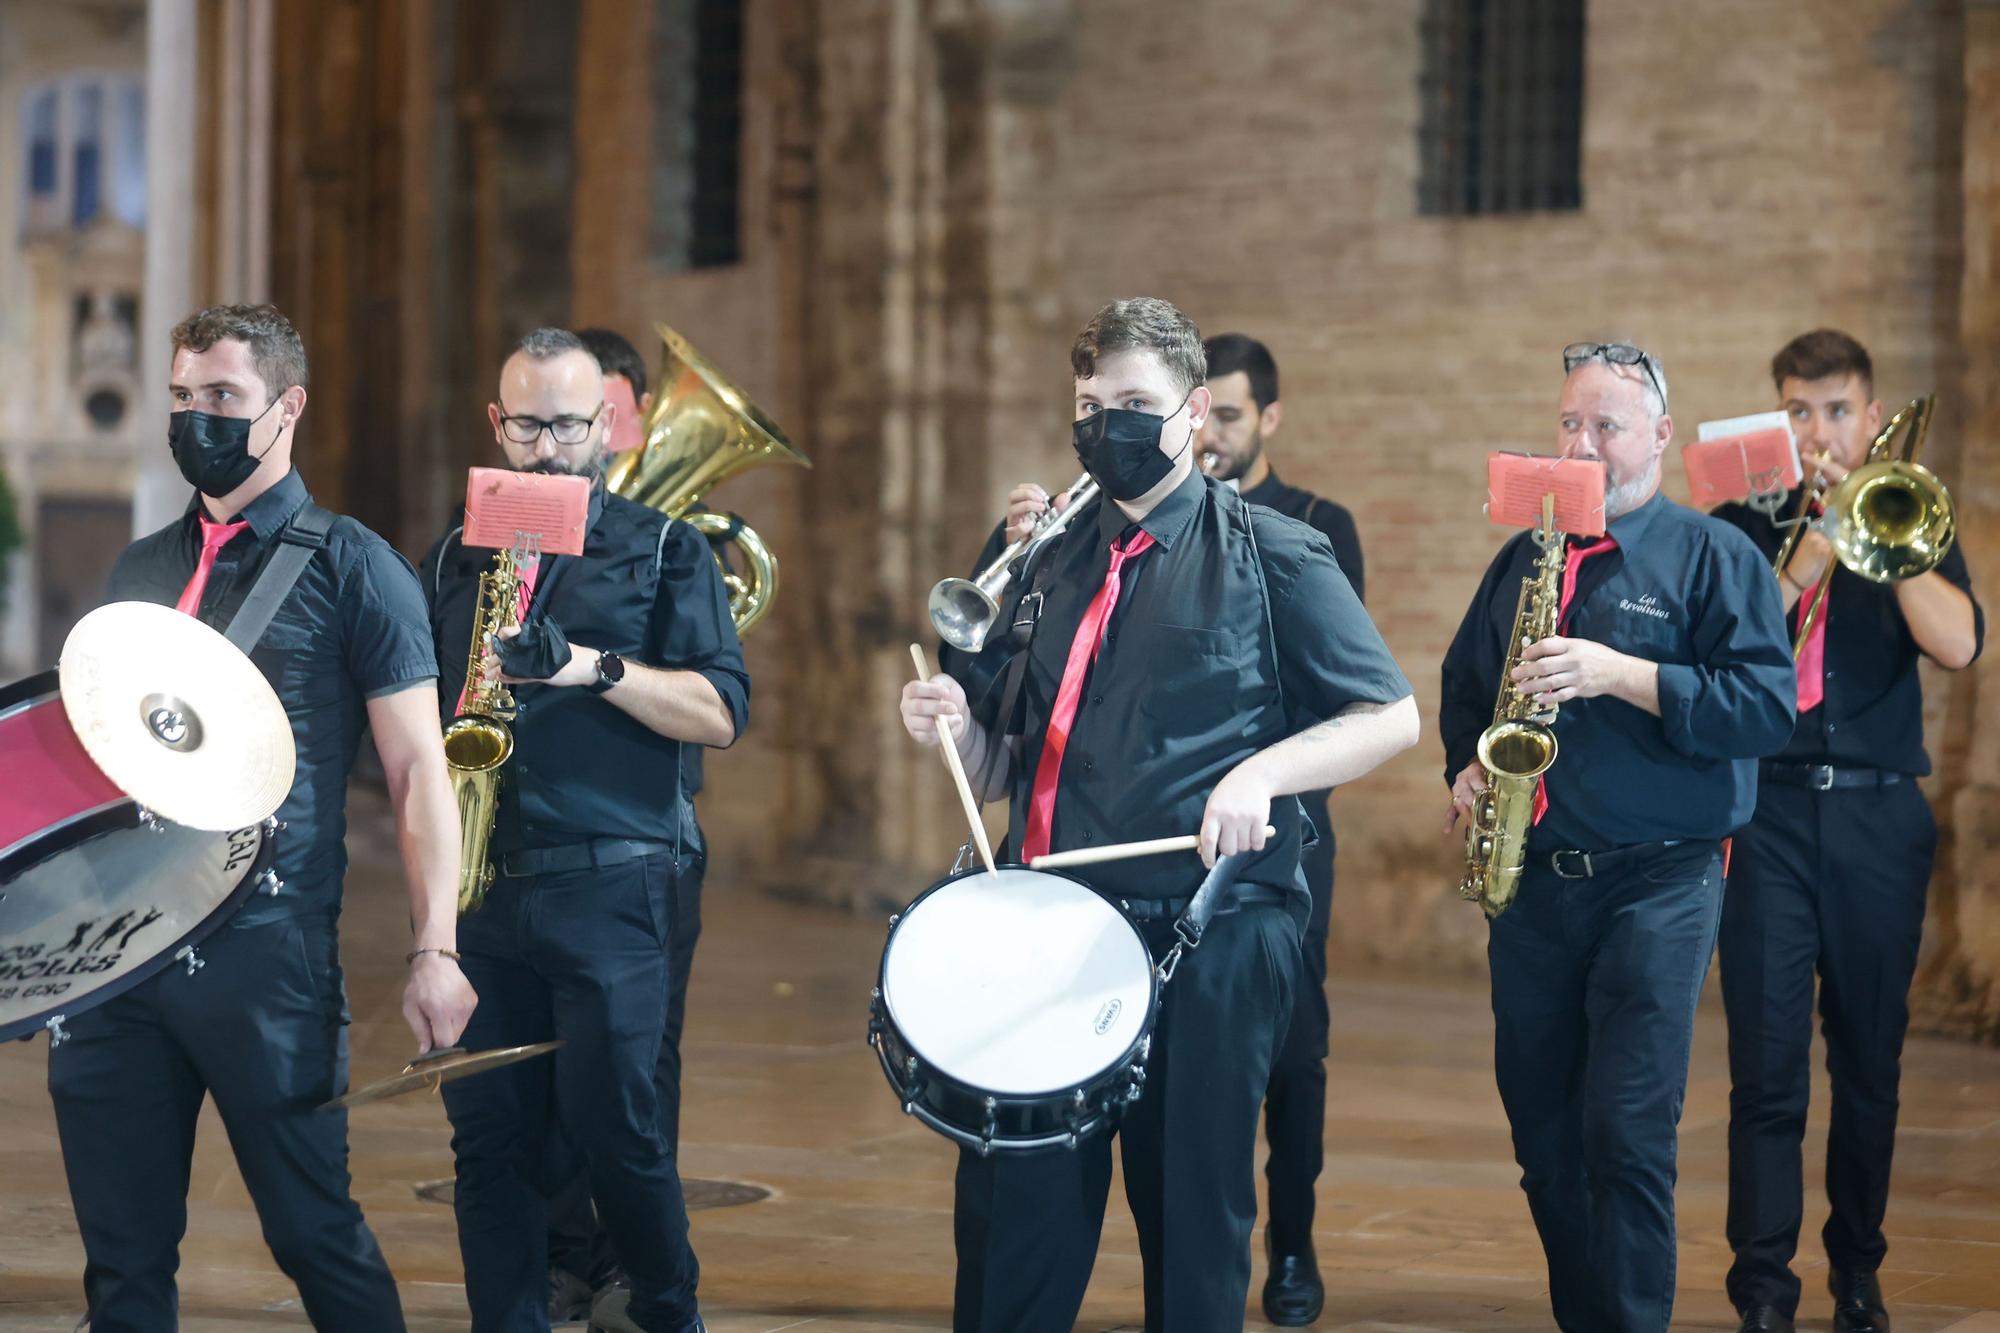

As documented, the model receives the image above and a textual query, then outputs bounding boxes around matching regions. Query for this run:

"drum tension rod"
[44,1015,68,1048]
[174,946,205,977]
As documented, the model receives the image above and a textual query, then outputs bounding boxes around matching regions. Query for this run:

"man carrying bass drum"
[902,297,1417,1331]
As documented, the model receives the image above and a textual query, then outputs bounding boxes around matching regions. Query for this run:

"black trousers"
[1718,779,1935,1319]
[1488,842,1723,1333]
[546,853,706,1286]
[444,853,700,1332]
[1263,821,1332,1251]
[46,914,405,1333]
[952,904,1300,1333]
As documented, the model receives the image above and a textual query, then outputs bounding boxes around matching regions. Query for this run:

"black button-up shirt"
[1240,468,1365,603]
[423,487,749,855]
[1440,492,1796,852]
[102,469,440,925]
[1711,491,1983,775]
[967,469,1409,907]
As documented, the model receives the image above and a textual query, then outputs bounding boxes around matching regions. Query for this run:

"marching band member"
[50,304,473,1330]
[1710,330,1982,1333]
[1003,329,1366,1326]
[903,297,1417,1331]
[1439,342,1794,1332]
[422,328,747,1333]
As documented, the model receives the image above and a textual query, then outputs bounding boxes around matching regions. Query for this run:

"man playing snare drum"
[900,297,1416,1330]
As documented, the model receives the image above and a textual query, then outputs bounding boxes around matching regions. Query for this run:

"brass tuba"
[604,324,810,635]
[443,541,529,914]
[1460,495,1565,919]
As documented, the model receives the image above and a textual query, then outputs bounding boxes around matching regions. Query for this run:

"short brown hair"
[1071,298,1206,400]
[1771,328,1872,395]
[170,303,309,399]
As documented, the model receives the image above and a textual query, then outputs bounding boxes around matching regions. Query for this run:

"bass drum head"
[883,866,1154,1097]
[0,811,271,1042]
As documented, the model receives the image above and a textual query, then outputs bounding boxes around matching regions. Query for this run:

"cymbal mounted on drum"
[0,603,296,1044]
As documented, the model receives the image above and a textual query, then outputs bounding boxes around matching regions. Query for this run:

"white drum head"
[883,868,1154,1096]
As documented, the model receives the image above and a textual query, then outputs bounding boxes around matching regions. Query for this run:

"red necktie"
[1020,529,1157,861]
[1794,503,1829,712]
[1531,535,1618,825]
[175,514,249,617]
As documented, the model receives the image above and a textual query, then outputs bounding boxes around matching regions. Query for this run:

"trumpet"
[929,474,1099,653]
[1773,395,1952,655]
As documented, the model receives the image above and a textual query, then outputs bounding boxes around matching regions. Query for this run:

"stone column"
[134,0,201,536]
[570,0,654,332]
[1919,0,2000,1042]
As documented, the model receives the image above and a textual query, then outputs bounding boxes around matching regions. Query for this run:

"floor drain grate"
[414,1177,771,1210]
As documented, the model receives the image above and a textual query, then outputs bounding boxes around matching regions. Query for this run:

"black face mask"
[169,399,284,496]
[1071,395,1192,501]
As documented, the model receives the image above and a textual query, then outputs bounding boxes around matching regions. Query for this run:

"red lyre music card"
[462,468,591,555]
[1485,453,1608,536]
[1684,411,1799,508]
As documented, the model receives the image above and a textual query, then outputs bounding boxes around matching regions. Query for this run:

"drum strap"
[1159,849,1251,982]
[967,540,1063,798]
[222,502,336,655]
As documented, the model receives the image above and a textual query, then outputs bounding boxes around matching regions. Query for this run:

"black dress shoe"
[1736,1305,1795,1333]
[1262,1237,1324,1327]
[1830,1270,1890,1333]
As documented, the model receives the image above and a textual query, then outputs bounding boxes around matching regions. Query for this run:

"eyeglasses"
[1562,342,1667,413]
[497,403,603,447]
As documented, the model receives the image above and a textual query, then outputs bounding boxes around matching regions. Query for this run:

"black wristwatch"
[586,650,626,695]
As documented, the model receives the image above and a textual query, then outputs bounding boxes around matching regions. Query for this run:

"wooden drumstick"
[908,644,999,878]
[1030,827,1278,870]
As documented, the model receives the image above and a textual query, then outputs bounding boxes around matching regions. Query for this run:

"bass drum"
[0,672,276,1042]
[869,865,1158,1154]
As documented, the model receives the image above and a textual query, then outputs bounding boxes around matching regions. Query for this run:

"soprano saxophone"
[1459,496,1565,918]
[441,545,526,914]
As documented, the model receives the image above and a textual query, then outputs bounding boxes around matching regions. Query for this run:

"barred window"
[1417,0,1585,216]
[651,0,744,270]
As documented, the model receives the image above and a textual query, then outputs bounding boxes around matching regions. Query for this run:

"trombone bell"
[1823,459,1954,584]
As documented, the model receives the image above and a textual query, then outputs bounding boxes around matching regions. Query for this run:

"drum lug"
[136,805,165,832]
[174,945,204,977]
[263,816,286,835]
[886,913,899,932]
[43,1015,68,1049]
[258,869,283,896]
[980,1095,999,1146]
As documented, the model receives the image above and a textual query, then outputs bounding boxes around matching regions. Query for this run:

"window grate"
[1418,0,1585,216]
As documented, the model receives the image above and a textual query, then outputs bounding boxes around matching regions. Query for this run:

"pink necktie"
[175,514,250,617]
[1532,535,1619,825]
[1021,529,1157,861]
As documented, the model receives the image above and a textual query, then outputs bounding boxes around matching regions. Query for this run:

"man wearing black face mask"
[422,327,747,1333]
[49,303,474,1330]
[902,298,1419,1331]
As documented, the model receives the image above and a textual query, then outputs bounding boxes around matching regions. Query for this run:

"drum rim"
[876,861,1162,1104]
[0,811,275,1043]
[0,667,57,720]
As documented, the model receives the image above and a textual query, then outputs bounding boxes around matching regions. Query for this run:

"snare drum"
[0,672,277,1042]
[869,865,1159,1154]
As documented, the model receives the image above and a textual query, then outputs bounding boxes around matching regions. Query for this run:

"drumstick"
[908,643,999,878]
[1030,827,1278,870]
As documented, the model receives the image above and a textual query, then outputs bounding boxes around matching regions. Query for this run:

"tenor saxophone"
[442,547,524,914]
[1459,496,1565,918]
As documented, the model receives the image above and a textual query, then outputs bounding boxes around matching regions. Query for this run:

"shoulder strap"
[964,539,1063,797]
[222,502,335,654]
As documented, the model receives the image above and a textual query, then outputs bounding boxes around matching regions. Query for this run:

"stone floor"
[3,795,1999,1330]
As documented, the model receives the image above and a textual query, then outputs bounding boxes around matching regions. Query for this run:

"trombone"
[1772,394,1953,656]
[928,473,1099,652]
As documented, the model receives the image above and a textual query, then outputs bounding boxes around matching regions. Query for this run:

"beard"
[1604,457,1661,519]
[524,446,607,482]
[1204,427,1264,483]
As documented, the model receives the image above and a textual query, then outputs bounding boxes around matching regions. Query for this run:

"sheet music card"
[1485,453,1608,536]
[462,468,590,556]
[1684,411,1800,509]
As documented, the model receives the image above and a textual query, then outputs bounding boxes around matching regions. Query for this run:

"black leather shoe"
[1262,1237,1324,1326]
[1736,1305,1795,1333]
[1830,1270,1890,1333]
[549,1267,593,1324]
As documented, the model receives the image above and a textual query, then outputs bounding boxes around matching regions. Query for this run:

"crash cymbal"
[58,601,296,831]
[321,1041,564,1110]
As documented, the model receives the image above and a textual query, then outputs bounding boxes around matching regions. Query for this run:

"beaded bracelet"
[406,947,463,965]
